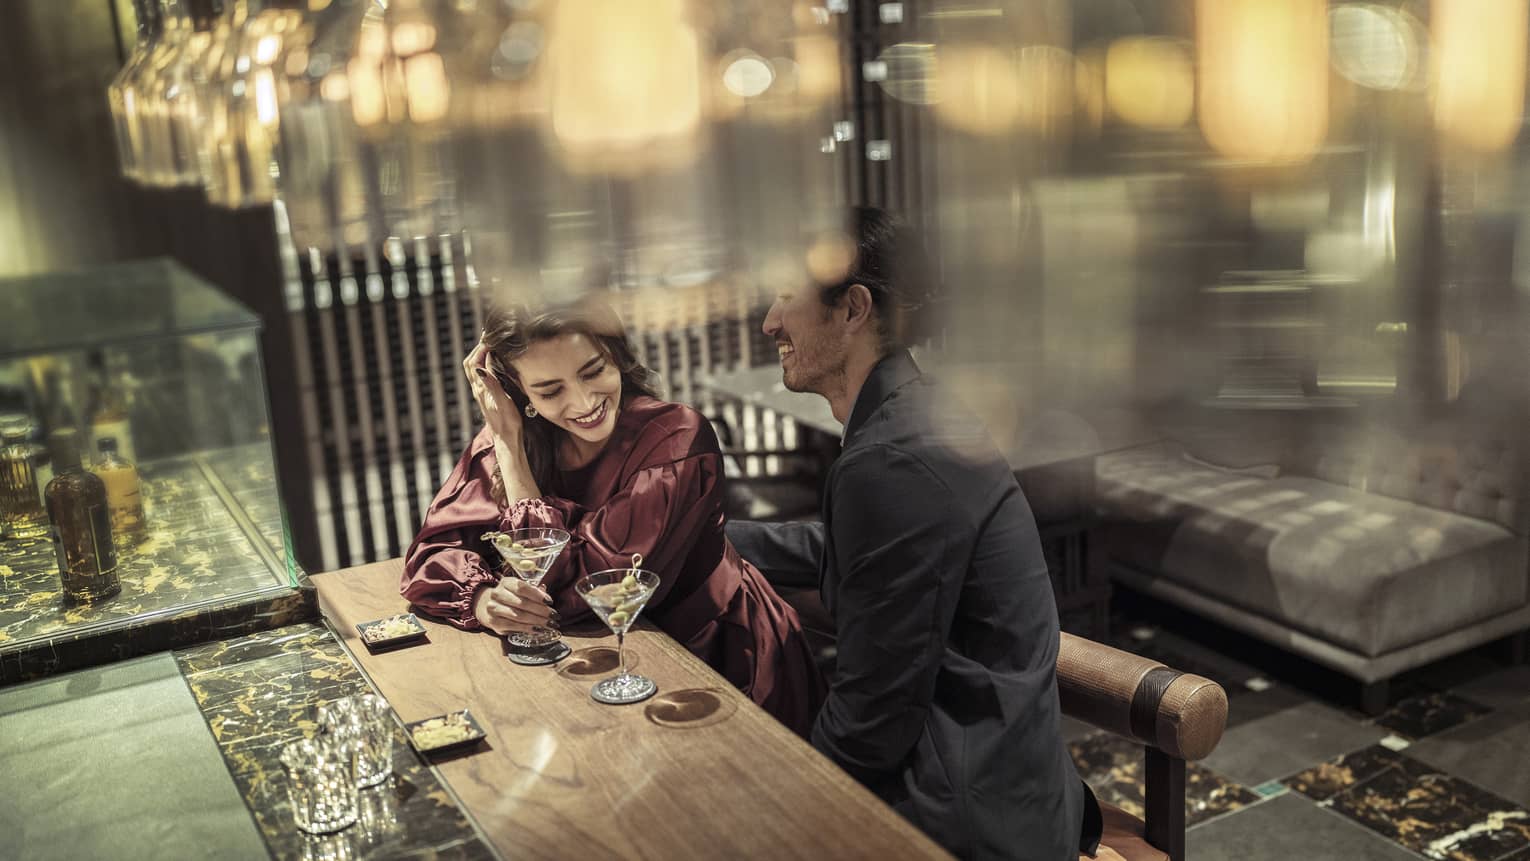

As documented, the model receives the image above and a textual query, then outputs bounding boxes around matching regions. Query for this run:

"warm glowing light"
[794,33,842,105]
[1105,37,1193,129]
[933,44,1073,134]
[348,58,386,126]
[1197,0,1328,163]
[547,0,703,170]
[255,34,281,65]
[933,44,1021,133]
[1431,0,1527,152]
[722,53,774,98]
[805,232,856,285]
[357,18,387,59]
[404,52,450,122]
[391,21,438,56]
[320,70,350,102]
[254,68,279,126]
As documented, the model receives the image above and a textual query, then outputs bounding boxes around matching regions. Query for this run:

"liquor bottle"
[93,437,147,543]
[89,361,136,464]
[0,423,49,540]
[45,428,120,603]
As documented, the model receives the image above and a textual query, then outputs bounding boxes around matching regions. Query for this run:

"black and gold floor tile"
[1285,743,1530,860]
[1070,730,1260,827]
[1282,743,1407,803]
[1373,690,1494,741]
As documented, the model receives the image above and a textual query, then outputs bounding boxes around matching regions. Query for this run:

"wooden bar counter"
[313,561,950,861]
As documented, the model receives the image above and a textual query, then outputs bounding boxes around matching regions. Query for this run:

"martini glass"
[575,565,661,705]
[483,527,572,664]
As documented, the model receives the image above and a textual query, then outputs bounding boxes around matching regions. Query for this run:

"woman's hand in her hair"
[472,576,558,637]
[463,337,523,443]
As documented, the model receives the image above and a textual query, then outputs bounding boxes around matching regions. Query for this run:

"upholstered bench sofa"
[1094,411,1530,712]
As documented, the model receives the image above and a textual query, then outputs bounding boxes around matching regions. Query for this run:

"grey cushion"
[1098,448,1528,657]
[1287,424,1526,533]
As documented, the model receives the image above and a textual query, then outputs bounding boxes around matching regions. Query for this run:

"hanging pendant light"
[1431,0,1527,153]
[138,0,204,187]
[108,0,164,182]
[1197,0,1328,164]
[202,0,307,208]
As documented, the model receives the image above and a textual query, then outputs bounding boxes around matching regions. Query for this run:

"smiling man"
[730,207,1101,860]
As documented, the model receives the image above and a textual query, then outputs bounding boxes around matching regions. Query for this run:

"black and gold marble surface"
[1285,744,1530,860]
[0,448,310,683]
[175,623,496,860]
[1070,730,1260,827]
[1374,691,1495,741]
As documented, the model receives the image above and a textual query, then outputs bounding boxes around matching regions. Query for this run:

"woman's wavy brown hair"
[482,299,663,499]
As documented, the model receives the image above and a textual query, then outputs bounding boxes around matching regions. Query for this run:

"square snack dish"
[405,709,488,755]
[355,613,428,649]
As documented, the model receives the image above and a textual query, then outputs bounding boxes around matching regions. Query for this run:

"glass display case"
[0,258,306,681]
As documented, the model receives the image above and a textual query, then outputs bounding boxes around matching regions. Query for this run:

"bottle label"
[88,503,117,575]
[34,462,53,506]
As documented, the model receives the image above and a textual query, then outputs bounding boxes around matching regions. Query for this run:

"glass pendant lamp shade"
[275,0,381,256]
[1197,0,1328,164]
[203,0,307,208]
[276,0,456,255]
[1431,0,1527,153]
[108,0,164,182]
[137,0,205,187]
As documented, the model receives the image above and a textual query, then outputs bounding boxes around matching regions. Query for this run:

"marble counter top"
[174,623,496,860]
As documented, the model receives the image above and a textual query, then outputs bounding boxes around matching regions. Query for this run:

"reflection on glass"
[1104,37,1192,130]
[189,0,235,190]
[277,0,455,255]
[108,0,162,182]
[441,0,843,314]
[1197,0,1328,164]
[203,0,306,208]
[1431,0,1527,153]
[137,0,202,187]
[546,0,703,173]
[275,0,377,256]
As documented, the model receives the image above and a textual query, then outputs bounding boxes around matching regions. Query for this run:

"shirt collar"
[842,348,922,446]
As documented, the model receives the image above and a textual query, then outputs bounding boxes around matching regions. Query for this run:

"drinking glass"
[483,527,571,657]
[317,694,394,788]
[280,737,359,834]
[575,566,661,705]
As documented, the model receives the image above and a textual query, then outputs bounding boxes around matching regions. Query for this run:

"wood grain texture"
[313,560,951,861]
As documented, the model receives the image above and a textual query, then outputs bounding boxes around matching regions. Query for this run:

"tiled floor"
[1071,593,1530,860]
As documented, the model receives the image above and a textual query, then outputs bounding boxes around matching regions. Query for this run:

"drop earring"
[524,403,537,418]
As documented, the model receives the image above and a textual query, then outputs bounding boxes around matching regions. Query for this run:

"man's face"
[762,286,848,395]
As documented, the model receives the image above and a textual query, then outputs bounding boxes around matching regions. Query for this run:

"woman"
[401,299,824,736]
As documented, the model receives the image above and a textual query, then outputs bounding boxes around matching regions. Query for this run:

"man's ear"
[842,283,876,333]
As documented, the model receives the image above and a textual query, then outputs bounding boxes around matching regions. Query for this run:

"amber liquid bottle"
[93,437,147,544]
[0,425,50,540]
[45,428,120,602]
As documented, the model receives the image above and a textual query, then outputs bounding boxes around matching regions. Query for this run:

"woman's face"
[509,333,623,447]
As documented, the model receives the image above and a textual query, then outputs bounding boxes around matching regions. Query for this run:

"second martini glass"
[576,559,661,705]
[483,527,572,665]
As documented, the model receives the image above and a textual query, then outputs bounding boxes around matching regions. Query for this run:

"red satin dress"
[401,395,825,737]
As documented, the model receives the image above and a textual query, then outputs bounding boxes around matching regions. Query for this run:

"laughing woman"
[401,300,824,736]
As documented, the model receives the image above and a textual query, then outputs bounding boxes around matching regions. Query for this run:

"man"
[729,207,1100,859]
